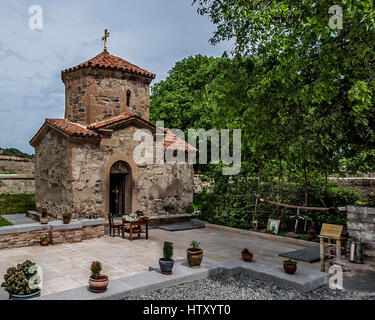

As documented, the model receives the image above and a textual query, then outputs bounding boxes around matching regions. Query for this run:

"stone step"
[26,210,41,222]
[36,258,329,300]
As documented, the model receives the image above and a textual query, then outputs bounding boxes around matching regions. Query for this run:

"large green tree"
[193,0,375,174]
[150,55,228,131]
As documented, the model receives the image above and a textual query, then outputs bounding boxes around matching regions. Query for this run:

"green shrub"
[190,240,200,249]
[194,176,362,233]
[163,241,174,261]
[40,233,48,242]
[1,260,40,295]
[90,261,102,278]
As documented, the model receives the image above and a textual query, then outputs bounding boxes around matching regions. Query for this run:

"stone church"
[30,44,195,220]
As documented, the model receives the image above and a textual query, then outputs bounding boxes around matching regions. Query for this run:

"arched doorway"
[109,161,132,217]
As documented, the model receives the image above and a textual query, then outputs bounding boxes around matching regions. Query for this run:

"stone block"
[37,258,329,300]
[81,218,106,227]
[0,225,19,236]
[49,220,83,231]
[16,223,51,233]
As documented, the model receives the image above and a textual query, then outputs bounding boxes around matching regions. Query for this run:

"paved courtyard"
[0,227,319,297]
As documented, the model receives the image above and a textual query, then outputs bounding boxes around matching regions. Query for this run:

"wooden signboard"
[320,223,343,239]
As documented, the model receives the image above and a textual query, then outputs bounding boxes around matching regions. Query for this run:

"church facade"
[30,50,195,220]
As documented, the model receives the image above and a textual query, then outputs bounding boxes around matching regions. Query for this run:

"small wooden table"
[319,224,344,272]
[121,217,149,241]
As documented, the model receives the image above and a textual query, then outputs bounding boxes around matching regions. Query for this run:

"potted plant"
[40,233,49,246]
[283,259,297,274]
[1,260,41,300]
[241,248,254,262]
[159,241,174,275]
[187,240,203,268]
[89,261,109,293]
[62,213,71,224]
[307,228,316,241]
[40,209,49,224]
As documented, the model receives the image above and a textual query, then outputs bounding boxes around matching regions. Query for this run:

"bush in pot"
[89,261,109,293]
[40,233,49,246]
[307,229,316,241]
[62,213,71,224]
[241,248,254,262]
[283,259,297,274]
[1,260,41,300]
[159,241,174,275]
[187,240,203,268]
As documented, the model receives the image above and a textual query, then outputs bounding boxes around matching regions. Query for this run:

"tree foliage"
[192,0,375,173]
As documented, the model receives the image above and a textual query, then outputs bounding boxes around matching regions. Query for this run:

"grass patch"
[0,171,17,174]
[0,216,12,226]
[0,194,36,215]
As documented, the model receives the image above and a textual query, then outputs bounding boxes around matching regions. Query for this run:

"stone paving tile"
[3,214,34,225]
[0,227,321,296]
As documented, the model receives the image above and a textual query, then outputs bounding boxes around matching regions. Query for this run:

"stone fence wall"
[347,206,375,260]
[330,177,375,200]
[0,174,35,195]
[0,218,105,249]
[0,157,35,174]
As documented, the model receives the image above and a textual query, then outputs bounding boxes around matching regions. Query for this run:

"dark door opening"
[109,161,132,217]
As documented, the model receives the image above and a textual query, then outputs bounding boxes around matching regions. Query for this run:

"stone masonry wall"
[0,175,35,195]
[333,178,375,200]
[0,225,104,249]
[0,159,34,174]
[34,131,73,218]
[63,68,151,125]
[70,124,194,219]
[347,206,375,260]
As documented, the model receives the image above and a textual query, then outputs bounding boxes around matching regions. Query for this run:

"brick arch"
[103,153,138,220]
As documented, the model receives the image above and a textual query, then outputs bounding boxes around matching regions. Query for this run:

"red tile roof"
[88,114,197,151]
[62,51,156,79]
[46,119,101,138]
[32,116,197,152]
[164,129,198,152]
[0,155,34,162]
[87,113,134,129]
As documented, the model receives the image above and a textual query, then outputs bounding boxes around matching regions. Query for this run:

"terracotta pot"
[63,218,70,224]
[40,240,49,246]
[187,248,203,268]
[40,217,49,224]
[283,261,297,274]
[241,251,253,262]
[159,258,174,275]
[307,234,314,241]
[89,275,109,293]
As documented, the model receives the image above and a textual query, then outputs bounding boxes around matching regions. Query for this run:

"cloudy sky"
[0,0,228,154]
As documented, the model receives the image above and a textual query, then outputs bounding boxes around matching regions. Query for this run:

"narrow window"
[126,90,131,107]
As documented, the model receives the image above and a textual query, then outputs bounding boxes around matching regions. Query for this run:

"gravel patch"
[126,272,375,300]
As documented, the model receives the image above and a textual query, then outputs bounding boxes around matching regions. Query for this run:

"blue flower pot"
[159,258,174,275]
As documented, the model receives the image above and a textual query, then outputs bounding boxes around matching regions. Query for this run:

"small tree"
[90,261,102,279]
[163,242,174,261]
